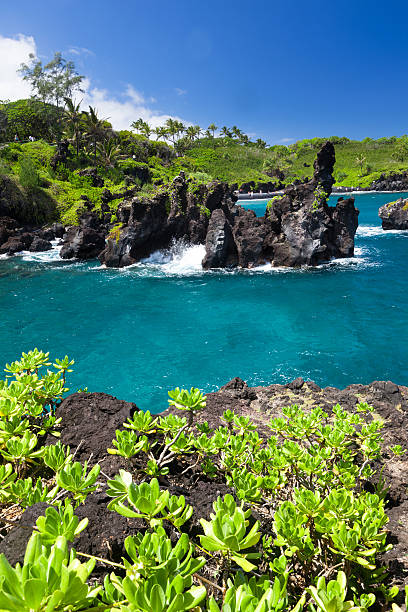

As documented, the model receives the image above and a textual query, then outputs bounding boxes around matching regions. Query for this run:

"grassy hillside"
[1,131,408,226]
[183,136,408,189]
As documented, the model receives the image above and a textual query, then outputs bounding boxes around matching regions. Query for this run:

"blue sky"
[1,0,408,143]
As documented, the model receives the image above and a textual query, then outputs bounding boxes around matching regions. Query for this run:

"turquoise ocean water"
[0,192,407,413]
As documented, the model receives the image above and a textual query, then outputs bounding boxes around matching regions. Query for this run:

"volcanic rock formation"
[59,212,107,260]
[379,197,408,230]
[98,142,359,269]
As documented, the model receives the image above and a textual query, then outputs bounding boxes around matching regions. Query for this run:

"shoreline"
[236,189,408,200]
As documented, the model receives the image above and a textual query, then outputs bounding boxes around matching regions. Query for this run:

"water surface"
[1,192,407,412]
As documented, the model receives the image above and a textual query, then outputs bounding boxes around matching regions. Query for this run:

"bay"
[0,192,407,412]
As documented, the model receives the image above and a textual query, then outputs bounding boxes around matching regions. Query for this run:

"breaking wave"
[357,225,408,238]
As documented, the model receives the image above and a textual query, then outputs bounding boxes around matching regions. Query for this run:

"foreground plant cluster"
[0,350,406,611]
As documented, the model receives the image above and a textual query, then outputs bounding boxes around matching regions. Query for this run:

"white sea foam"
[128,240,375,276]
[123,241,207,277]
[0,232,382,276]
[357,225,408,238]
[18,240,62,263]
[0,240,62,263]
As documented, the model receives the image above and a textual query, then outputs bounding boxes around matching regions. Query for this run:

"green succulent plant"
[35,500,88,546]
[199,494,261,571]
[0,533,100,611]
[56,460,100,503]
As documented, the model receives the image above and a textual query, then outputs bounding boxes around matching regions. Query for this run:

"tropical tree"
[140,121,152,139]
[256,138,267,149]
[207,123,217,137]
[263,152,292,178]
[164,118,178,145]
[63,98,84,156]
[0,99,62,141]
[231,125,242,140]
[131,119,152,139]
[392,137,408,162]
[154,126,169,141]
[175,120,186,140]
[131,118,144,134]
[185,125,201,142]
[97,138,121,168]
[355,153,367,175]
[19,52,84,110]
[84,106,108,162]
[163,118,185,145]
[220,126,232,138]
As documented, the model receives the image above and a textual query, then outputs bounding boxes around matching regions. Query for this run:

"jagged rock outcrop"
[59,212,106,260]
[50,140,70,170]
[43,142,357,269]
[370,172,408,192]
[0,232,33,255]
[28,236,52,252]
[379,197,408,230]
[202,141,359,268]
[99,172,212,268]
[97,143,359,270]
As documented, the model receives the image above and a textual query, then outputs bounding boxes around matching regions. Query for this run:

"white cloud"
[175,88,187,96]
[0,33,189,132]
[279,137,294,143]
[68,46,95,57]
[82,84,188,131]
[0,34,36,101]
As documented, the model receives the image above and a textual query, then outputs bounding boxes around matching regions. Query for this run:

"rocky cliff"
[203,142,359,268]
[96,141,359,269]
[379,197,408,230]
[0,143,360,268]
[0,176,63,255]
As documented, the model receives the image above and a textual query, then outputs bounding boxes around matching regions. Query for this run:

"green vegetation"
[3,121,408,229]
[1,50,408,229]
[182,135,408,190]
[0,349,406,610]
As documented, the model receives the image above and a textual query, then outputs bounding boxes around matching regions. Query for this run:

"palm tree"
[139,121,152,139]
[185,125,201,142]
[256,138,266,149]
[192,125,201,139]
[131,118,144,134]
[355,154,366,176]
[97,138,121,168]
[220,126,232,138]
[231,125,242,140]
[63,98,83,156]
[174,121,186,140]
[154,126,168,141]
[207,123,217,138]
[84,106,108,162]
[186,126,197,142]
[165,118,178,145]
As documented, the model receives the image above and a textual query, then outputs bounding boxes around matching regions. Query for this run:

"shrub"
[18,155,40,191]
[0,352,406,610]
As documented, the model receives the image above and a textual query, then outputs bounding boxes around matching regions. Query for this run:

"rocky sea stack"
[96,141,359,269]
[379,197,408,230]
